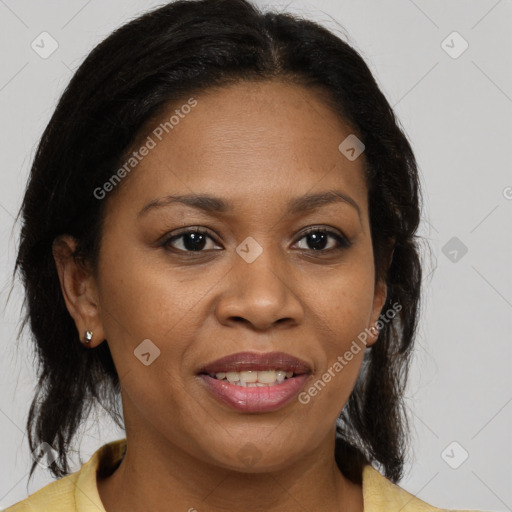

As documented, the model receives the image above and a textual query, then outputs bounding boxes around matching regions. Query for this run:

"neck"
[97,427,363,512]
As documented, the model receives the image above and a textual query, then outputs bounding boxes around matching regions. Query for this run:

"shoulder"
[362,465,485,512]
[3,471,80,512]
[3,439,126,512]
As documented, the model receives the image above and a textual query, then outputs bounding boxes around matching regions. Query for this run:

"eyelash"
[161,226,352,254]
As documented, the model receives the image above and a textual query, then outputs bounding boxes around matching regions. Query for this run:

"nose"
[214,246,304,331]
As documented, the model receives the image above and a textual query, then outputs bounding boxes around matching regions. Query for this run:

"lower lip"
[199,374,310,413]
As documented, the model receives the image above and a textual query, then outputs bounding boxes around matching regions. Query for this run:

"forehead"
[107,79,368,217]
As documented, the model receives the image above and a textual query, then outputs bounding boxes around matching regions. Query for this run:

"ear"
[366,238,395,347]
[365,278,387,347]
[52,235,106,347]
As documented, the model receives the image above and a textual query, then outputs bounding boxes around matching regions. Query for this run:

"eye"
[161,226,352,254]
[161,228,220,252]
[294,227,352,252]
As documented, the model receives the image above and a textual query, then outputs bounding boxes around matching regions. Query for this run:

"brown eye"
[295,228,352,251]
[162,228,221,252]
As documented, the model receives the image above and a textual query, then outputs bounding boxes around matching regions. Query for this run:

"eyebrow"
[137,190,361,220]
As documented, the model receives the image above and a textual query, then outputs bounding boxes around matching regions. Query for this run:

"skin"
[53,79,389,512]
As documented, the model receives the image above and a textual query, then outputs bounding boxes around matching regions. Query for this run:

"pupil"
[184,232,206,251]
[308,232,327,250]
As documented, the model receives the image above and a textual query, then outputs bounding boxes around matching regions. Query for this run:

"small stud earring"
[83,330,93,344]
[369,324,379,336]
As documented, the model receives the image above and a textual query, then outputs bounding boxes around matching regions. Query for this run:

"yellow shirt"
[4,438,481,512]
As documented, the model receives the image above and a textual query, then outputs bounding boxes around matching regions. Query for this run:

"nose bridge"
[214,234,303,329]
[240,241,285,292]
[235,234,289,301]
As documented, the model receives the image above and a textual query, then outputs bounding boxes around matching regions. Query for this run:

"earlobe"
[52,235,105,347]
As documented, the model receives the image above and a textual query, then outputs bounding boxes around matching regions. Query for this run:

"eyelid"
[161,226,221,248]
[167,226,216,239]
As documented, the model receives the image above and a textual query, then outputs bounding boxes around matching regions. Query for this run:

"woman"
[5,0,482,510]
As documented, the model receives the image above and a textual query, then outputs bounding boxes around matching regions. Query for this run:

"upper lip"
[198,351,312,375]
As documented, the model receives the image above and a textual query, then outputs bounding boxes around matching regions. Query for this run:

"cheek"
[309,263,376,345]
[98,237,211,336]
[299,262,375,413]
[96,248,210,436]
[96,241,210,381]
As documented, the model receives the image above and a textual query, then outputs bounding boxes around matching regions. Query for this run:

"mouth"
[197,351,312,412]
[202,369,299,387]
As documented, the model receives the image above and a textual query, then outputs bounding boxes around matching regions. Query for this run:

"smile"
[207,369,295,386]
[197,351,312,412]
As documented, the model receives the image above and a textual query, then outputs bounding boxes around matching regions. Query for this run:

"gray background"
[0,0,511,510]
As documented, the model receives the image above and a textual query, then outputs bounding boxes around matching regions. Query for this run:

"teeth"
[211,369,297,386]
[240,371,258,383]
[257,370,277,383]
[276,370,286,383]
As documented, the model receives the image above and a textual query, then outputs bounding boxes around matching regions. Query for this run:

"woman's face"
[76,80,387,471]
